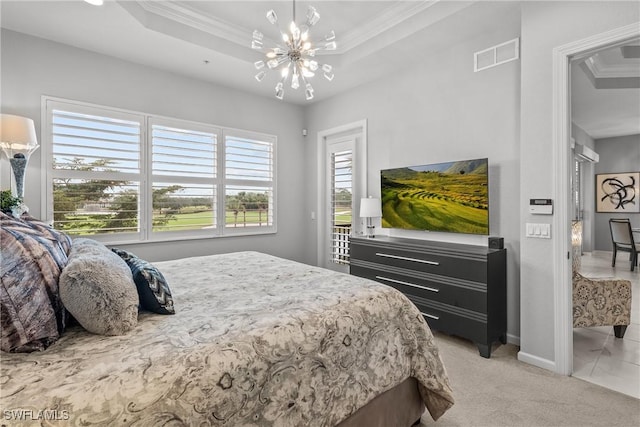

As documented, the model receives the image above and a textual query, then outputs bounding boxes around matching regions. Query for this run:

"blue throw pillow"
[111,248,175,315]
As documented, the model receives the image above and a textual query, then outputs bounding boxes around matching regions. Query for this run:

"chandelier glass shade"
[252,1,336,101]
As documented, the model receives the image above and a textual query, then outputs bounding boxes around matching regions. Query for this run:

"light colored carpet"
[421,332,640,426]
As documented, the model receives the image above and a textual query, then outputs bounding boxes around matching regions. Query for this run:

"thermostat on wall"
[530,199,553,215]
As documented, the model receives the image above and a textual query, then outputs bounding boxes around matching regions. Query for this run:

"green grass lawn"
[153,210,213,231]
[60,209,272,233]
[334,211,352,225]
[154,209,271,231]
[224,210,270,226]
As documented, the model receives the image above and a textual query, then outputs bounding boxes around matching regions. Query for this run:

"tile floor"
[573,250,640,399]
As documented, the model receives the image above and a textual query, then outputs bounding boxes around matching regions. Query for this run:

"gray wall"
[303,0,638,365]
[593,134,640,250]
[0,29,307,263]
[304,1,523,342]
[519,1,639,365]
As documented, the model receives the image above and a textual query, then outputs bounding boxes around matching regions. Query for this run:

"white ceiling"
[1,0,639,139]
[571,39,640,139]
[0,0,477,103]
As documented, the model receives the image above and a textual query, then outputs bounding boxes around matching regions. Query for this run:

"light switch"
[526,223,551,239]
[541,224,550,237]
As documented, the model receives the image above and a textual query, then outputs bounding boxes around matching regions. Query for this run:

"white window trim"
[222,127,278,237]
[147,116,222,242]
[41,96,277,244]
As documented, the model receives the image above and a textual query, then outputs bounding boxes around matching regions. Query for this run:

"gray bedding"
[0,251,454,426]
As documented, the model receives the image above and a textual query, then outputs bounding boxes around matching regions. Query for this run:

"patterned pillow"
[1,213,72,352]
[59,239,139,336]
[111,248,175,315]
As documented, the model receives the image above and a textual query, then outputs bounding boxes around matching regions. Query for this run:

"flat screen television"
[380,158,489,235]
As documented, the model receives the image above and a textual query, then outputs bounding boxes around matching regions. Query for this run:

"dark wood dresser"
[349,236,507,358]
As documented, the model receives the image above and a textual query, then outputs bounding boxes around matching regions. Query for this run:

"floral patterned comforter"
[0,251,454,426]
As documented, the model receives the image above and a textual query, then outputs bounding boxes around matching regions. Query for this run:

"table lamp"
[0,114,40,199]
[360,196,382,238]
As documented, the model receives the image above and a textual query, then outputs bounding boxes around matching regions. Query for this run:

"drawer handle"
[421,312,440,320]
[375,276,439,293]
[375,252,440,266]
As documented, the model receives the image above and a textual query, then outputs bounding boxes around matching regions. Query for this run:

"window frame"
[42,96,277,244]
[148,116,222,241]
[222,127,277,236]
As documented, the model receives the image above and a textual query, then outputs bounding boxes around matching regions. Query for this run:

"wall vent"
[474,38,520,72]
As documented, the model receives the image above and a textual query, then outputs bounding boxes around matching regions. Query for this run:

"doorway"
[552,22,640,380]
[569,36,640,398]
[316,120,367,271]
[326,137,354,273]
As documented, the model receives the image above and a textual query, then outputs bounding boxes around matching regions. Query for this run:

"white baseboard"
[506,333,520,346]
[517,350,556,372]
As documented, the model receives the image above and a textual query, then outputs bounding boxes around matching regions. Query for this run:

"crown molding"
[132,1,249,45]
[121,0,446,57]
[337,0,440,54]
[583,51,640,78]
[581,58,640,89]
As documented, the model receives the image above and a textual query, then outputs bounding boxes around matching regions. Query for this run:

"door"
[316,120,367,271]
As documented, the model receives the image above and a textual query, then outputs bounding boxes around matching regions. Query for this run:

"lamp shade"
[1,114,39,200]
[0,114,39,156]
[360,197,382,218]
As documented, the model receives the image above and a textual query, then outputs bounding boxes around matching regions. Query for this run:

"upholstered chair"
[572,271,632,338]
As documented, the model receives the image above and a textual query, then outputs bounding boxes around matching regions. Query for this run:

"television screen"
[381,158,489,235]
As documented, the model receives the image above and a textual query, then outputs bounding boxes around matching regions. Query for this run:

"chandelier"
[251,1,336,101]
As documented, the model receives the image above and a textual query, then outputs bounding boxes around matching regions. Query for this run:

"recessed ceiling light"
[84,0,104,6]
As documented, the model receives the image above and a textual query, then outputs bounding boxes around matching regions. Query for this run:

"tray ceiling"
[1,0,477,104]
[1,1,638,139]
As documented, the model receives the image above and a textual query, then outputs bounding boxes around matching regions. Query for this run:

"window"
[150,119,218,237]
[224,133,274,230]
[44,98,276,243]
[48,105,143,239]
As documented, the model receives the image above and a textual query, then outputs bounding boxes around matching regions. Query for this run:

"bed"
[1,216,454,426]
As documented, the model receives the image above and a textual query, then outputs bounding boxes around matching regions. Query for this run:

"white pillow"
[59,238,139,335]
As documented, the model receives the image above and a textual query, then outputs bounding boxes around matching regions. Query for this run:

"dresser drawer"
[350,241,488,282]
[406,295,488,345]
[350,261,487,313]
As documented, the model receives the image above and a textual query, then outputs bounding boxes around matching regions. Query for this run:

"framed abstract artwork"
[595,172,639,213]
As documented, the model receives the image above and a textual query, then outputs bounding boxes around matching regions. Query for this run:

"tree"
[153,185,184,214]
[334,188,352,212]
[102,190,138,233]
[225,191,269,227]
[101,187,186,233]
[53,157,183,233]
[54,158,125,202]
[53,158,128,230]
